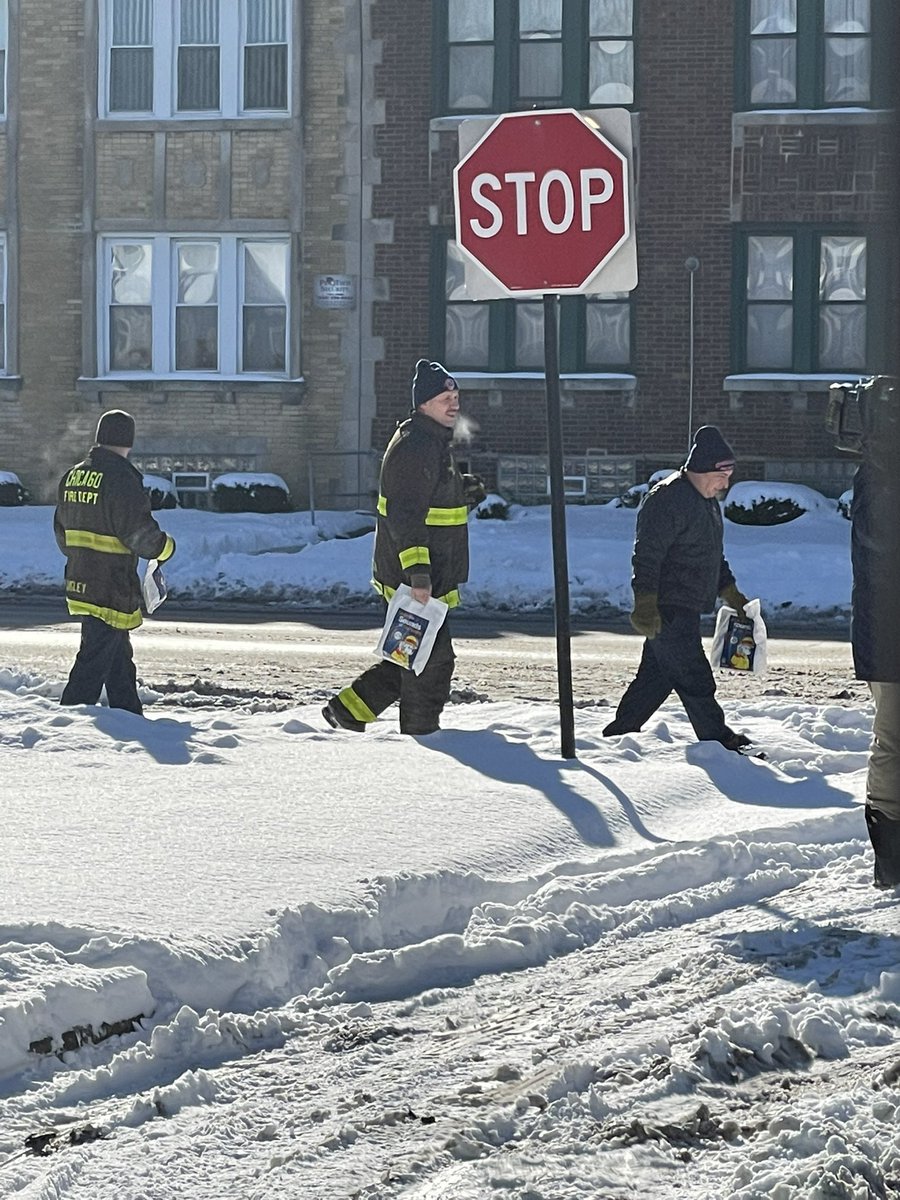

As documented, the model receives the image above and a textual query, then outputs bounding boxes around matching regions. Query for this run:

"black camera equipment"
[825,374,897,457]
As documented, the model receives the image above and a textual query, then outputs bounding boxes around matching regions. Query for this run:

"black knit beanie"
[684,426,735,473]
[411,359,457,410]
[95,409,136,448]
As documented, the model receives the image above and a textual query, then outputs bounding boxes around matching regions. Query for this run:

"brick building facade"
[0,1,895,507]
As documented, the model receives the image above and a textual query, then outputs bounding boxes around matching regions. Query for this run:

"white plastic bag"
[141,559,168,614]
[374,584,449,675]
[709,597,767,674]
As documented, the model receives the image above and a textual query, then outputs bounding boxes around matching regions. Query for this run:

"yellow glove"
[719,583,749,617]
[630,592,662,639]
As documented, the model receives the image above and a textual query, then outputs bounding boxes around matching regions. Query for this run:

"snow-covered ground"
[1,488,897,1199]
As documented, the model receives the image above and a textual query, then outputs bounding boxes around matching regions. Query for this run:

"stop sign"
[453,108,630,295]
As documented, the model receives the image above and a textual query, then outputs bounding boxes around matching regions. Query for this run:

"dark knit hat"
[684,425,735,473]
[412,359,458,409]
[95,409,135,448]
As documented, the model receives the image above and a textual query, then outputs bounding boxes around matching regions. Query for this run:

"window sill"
[723,373,863,393]
[733,108,891,127]
[95,116,293,132]
[76,376,306,396]
[0,375,23,398]
[454,371,637,394]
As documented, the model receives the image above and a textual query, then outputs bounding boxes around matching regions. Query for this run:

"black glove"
[461,473,487,508]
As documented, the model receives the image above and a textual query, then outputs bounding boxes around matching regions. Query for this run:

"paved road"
[0,599,860,711]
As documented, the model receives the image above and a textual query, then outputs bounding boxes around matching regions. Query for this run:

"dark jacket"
[851,459,900,681]
[372,411,469,607]
[54,446,175,631]
[632,470,735,612]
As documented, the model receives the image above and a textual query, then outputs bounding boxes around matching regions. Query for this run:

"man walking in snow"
[848,376,900,889]
[603,425,753,752]
[54,409,175,715]
[323,359,484,736]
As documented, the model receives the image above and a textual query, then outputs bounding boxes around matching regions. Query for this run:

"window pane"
[750,0,796,35]
[112,0,152,44]
[824,0,869,33]
[520,0,562,38]
[244,242,287,303]
[448,0,492,41]
[244,43,287,109]
[0,304,5,370]
[446,304,489,368]
[109,46,153,111]
[515,303,545,368]
[589,41,634,104]
[111,307,152,370]
[445,242,469,301]
[590,0,633,37]
[246,0,286,43]
[111,242,152,303]
[449,45,493,108]
[586,300,630,363]
[519,42,561,98]
[749,38,796,103]
[747,236,793,300]
[819,304,866,369]
[177,243,218,369]
[178,46,220,110]
[181,0,218,42]
[0,50,7,116]
[820,236,866,301]
[824,37,870,102]
[176,308,218,369]
[178,243,218,303]
[747,305,793,368]
[243,306,285,371]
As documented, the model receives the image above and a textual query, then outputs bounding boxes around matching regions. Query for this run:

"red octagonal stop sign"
[453,108,630,295]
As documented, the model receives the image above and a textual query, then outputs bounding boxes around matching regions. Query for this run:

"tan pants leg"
[867,681,900,819]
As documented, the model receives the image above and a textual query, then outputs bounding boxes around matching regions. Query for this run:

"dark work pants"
[60,615,143,715]
[611,605,729,742]
[338,617,455,734]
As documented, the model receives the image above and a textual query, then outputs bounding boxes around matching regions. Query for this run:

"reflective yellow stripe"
[157,535,175,563]
[65,530,131,555]
[371,579,460,609]
[66,599,143,630]
[399,545,430,569]
[425,506,467,526]
[378,495,467,527]
[338,687,377,723]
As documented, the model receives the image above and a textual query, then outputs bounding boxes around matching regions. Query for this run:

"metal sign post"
[542,293,576,758]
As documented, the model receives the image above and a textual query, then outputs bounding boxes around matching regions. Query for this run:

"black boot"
[865,806,900,889]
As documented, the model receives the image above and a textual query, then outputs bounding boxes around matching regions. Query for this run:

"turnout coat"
[54,446,175,631]
[851,459,900,682]
[372,411,469,607]
[631,470,736,613]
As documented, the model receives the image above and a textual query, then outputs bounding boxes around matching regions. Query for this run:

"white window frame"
[99,0,291,119]
[98,233,291,378]
[0,231,7,373]
[0,0,8,120]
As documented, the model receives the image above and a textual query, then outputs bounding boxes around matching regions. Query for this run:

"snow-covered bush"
[837,487,853,520]
[474,493,509,520]
[0,470,28,506]
[615,469,674,509]
[142,474,178,511]
[212,472,291,514]
[724,481,832,526]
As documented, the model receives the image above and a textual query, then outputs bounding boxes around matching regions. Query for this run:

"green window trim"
[432,0,637,117]
[431,230,633,374]
[731,225,896,374]
[735,0,894,111]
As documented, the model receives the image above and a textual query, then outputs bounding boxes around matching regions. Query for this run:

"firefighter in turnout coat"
[54,409,175,715]
[323,360,483,735]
